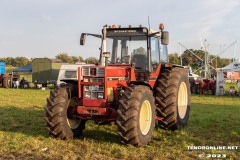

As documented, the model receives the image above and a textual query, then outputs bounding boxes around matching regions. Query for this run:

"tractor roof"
[106,27,161,37]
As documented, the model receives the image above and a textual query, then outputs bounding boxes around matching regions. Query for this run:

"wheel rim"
[139,100,152,135]
[178,82,188,119]
[8,80,11,87]
[67,98,81,129]
[67,118,81,129]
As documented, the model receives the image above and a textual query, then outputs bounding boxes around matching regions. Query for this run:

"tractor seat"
[132,54,147,70]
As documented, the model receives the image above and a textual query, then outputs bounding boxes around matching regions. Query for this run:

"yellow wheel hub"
[139,100,152,135]
[178,82,188,119]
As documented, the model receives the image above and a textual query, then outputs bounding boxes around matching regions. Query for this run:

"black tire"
[117,85,155,146]
[194,84,199,94]
[189,78,195,94]
[45,84,86,139]
[3,75,11,88]
[155,68,190,130]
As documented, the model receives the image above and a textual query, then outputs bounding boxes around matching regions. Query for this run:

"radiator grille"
[82,67,104,76]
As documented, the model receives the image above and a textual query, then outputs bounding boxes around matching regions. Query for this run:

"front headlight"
[97,92,104,99]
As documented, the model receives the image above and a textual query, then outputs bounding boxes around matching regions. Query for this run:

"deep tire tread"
[117,85,155,146]
[45,84,85,139]
[155,68,189,130]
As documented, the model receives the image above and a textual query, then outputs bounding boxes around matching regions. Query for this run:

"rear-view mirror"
[161,31,169,45]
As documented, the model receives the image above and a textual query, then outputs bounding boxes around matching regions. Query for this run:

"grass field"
[0,89,239,160]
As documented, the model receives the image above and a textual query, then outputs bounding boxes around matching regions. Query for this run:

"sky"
[0,0,240,60]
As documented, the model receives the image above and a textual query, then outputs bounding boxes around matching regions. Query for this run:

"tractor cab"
[80,24,169,84]
[80,24,169,73]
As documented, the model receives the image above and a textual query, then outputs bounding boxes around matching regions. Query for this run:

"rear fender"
[160,64,185,74]
[130,81,152,90]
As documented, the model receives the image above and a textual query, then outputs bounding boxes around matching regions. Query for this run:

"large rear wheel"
[3,75,11,88]
[117,85,155,146]
[45,84,86,139]
[155,68,190,130]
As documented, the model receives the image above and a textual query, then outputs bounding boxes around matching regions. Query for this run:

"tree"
[0,57,30,67]
[85,57,98,64]
[71,56,79,63]
[78,56,84,62]
[14,57,30,67]
[168,53,180,64]
[132,47,146,55]
[55,53,72,63]
[179,49,232,77]
[0,58,6,62]
[5,57,15,66]
[181,49,205,67]
[55,53,85,63]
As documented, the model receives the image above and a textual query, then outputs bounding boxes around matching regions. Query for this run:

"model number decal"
[114,30,136,33]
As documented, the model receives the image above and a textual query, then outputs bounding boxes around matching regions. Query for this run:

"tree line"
[0,53,98,67]
[168,49,233,76]
[0,50,233,73]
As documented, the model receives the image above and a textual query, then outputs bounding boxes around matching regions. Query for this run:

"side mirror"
[161,31,169,45]
[80,33,86,45]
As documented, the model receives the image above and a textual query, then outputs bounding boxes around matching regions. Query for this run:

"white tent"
[216,61,240,95]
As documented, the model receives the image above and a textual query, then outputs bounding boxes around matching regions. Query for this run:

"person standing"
[237,79,240,92]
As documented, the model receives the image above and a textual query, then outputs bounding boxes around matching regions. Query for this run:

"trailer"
[32,58,62,87]
[57,63,93,86]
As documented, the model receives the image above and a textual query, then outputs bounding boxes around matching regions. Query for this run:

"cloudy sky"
[0,0,240,60]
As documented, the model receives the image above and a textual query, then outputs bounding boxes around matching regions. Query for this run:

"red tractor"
[0,73,11,88]
[45,24,191,146]
[0,62,19,88]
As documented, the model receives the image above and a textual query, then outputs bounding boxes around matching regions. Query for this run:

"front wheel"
[45,85,86,139]
[117,85,155,146]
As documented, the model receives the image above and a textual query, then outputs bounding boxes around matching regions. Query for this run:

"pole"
[211,41,237,62]
[233,43,236,62]
[178,42,204,61]
[208,44,211,78]
[180,46,182,65]
[204,39,207,78]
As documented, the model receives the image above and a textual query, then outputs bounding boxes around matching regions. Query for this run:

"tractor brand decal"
[107,28,147,37]
[114,30,137,33]
[89,85,100,91]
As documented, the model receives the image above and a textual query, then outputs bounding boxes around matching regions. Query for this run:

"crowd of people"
[12,77,29,88]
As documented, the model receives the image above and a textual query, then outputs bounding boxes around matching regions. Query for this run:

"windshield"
[106,36,148,69]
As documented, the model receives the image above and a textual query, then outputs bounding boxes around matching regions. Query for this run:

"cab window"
[160,44,168,63]
[151,37,160,72]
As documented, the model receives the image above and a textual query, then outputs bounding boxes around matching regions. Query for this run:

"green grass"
[0,89,239,159]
